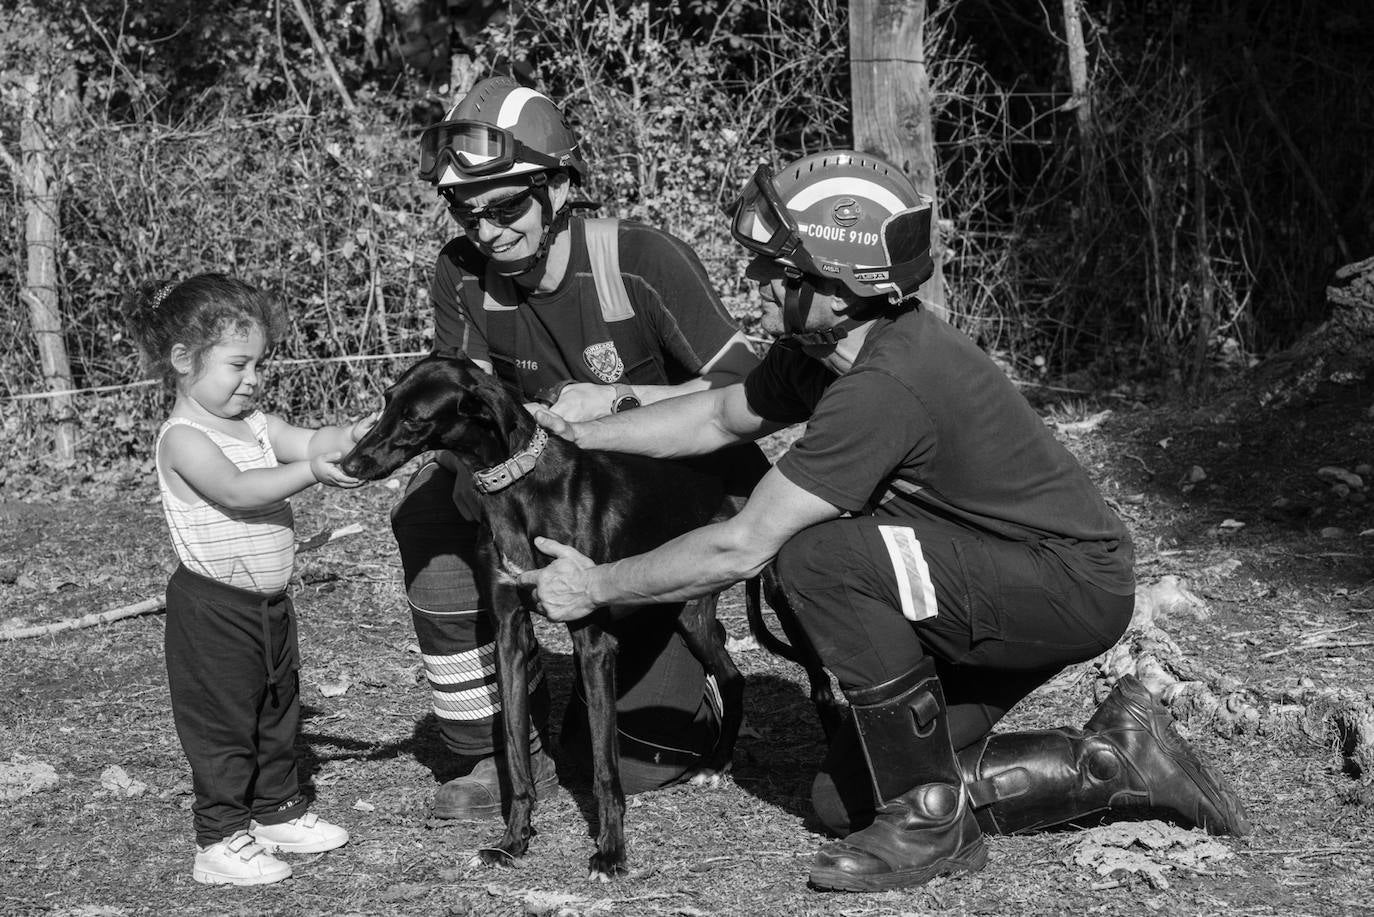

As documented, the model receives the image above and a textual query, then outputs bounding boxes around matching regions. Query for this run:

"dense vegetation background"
[3,0,1371,470]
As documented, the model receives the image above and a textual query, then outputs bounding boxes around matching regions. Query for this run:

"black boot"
[959,675,1251,836]
[808,659,986,892]
[811,674,1251,839]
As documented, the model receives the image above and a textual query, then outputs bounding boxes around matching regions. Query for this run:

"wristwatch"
[611,383,641,413]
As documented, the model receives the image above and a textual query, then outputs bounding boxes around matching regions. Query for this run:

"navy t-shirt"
[431,217,745,399]
[744,308,1134,596]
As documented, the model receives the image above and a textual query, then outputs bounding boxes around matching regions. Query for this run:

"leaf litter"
[1068,820,1236,890]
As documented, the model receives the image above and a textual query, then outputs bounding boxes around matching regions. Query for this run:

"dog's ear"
[455,386,497,426]
[467,370,529,436]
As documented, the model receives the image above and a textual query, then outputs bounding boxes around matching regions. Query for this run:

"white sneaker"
[249,812,349,853]
[193,830,292,886]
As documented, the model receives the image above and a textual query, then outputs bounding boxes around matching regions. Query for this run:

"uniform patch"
[583,341,625,382]
[878,525,938,622]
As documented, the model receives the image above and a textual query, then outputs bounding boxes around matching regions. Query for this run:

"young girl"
[126,273,367,886]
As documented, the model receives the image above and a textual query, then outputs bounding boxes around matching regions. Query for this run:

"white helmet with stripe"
[726,150,933,302]
[418,76,588,189]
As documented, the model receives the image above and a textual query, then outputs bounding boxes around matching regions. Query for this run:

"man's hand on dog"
[523,402,580,442]
[545,382,617,423]
[518,537,598,622]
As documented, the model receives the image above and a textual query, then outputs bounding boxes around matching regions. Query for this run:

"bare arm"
[516,466,843,620]
[532,381,785,460]
[265,413,371,463]
[161,425,342,510]
[547,331,758,421]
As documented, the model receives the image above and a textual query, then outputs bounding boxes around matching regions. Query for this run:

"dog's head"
[340,352,532,481]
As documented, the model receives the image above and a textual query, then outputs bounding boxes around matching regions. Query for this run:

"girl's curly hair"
[122,273,288,393]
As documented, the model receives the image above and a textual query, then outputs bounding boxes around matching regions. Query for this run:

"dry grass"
[3,378,1373,915]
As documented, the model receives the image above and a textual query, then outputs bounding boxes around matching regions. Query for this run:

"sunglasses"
[444,186,539,232]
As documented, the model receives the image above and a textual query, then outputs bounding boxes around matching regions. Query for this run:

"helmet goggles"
[419,120,566,182]
[726,163,933,301]
[726,165,805,258]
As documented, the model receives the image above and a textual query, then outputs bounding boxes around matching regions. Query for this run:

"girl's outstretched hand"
[312,452,365,488]
[349,412,380,442]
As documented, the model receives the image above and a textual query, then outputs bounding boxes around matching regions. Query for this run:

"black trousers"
[164,565,308,846]
[774,511,1134,750]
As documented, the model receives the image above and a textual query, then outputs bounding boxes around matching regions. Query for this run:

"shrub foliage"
[2,0,1370,470]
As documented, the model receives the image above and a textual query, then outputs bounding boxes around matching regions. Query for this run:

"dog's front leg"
[475,581,538,867]
[570,620,627,881]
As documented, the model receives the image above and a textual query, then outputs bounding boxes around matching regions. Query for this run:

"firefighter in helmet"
[395,76,767,819]
[517,149,1250,892]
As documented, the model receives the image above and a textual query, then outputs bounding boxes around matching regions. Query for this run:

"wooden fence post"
[849,0,947,322]
[13,69,77,460]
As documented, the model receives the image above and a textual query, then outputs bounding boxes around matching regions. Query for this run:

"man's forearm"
[585,519,773,607]
[633,377,710,407]
[575,388,736,458]
[520,466,842,624]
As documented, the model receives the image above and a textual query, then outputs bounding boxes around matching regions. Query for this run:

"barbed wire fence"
[2,12,1333,470]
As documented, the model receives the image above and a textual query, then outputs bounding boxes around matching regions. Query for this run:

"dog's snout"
[337,449,367,479]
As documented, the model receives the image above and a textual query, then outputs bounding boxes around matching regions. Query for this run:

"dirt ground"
[2,366,1372,917]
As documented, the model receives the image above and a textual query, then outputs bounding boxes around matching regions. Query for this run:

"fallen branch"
[1100,626,1374,780]
[1261,641,1374,659]
[0,597,163,640]
[1095,624,1260,733]
[1,524,367,640]
[287,0,357,114]
[1052,409,1114,437]
[296,522,365,552]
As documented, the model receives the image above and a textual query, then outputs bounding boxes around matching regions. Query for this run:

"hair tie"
[151,282,176,309]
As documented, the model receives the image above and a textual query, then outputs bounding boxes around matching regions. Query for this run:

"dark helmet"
[725,150,933,302]
[418,76,588,189]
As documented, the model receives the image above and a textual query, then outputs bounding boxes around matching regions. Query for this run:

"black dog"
[342,352,756,880]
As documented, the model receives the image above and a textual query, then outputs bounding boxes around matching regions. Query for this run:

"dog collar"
[473,427,549,493]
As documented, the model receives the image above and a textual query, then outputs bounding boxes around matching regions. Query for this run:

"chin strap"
[781,277,866,346]
[490,183,572,280]
[472,427,549,493]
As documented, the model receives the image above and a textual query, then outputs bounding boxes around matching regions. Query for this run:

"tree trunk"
[1190,96,1214,392]
[289,0,357,113]
[1061,0,1093,166]
[18,71,77,461]
[450,53,478,98]
[849,0,947,322]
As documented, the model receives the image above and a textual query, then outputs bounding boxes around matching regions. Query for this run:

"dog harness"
[472,427,549,493]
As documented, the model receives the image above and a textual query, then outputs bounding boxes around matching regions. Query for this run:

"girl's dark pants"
[165,564,308,847]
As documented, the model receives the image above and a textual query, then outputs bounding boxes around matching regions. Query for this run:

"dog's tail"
[743,575,806,665]
[744,570,845,744]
